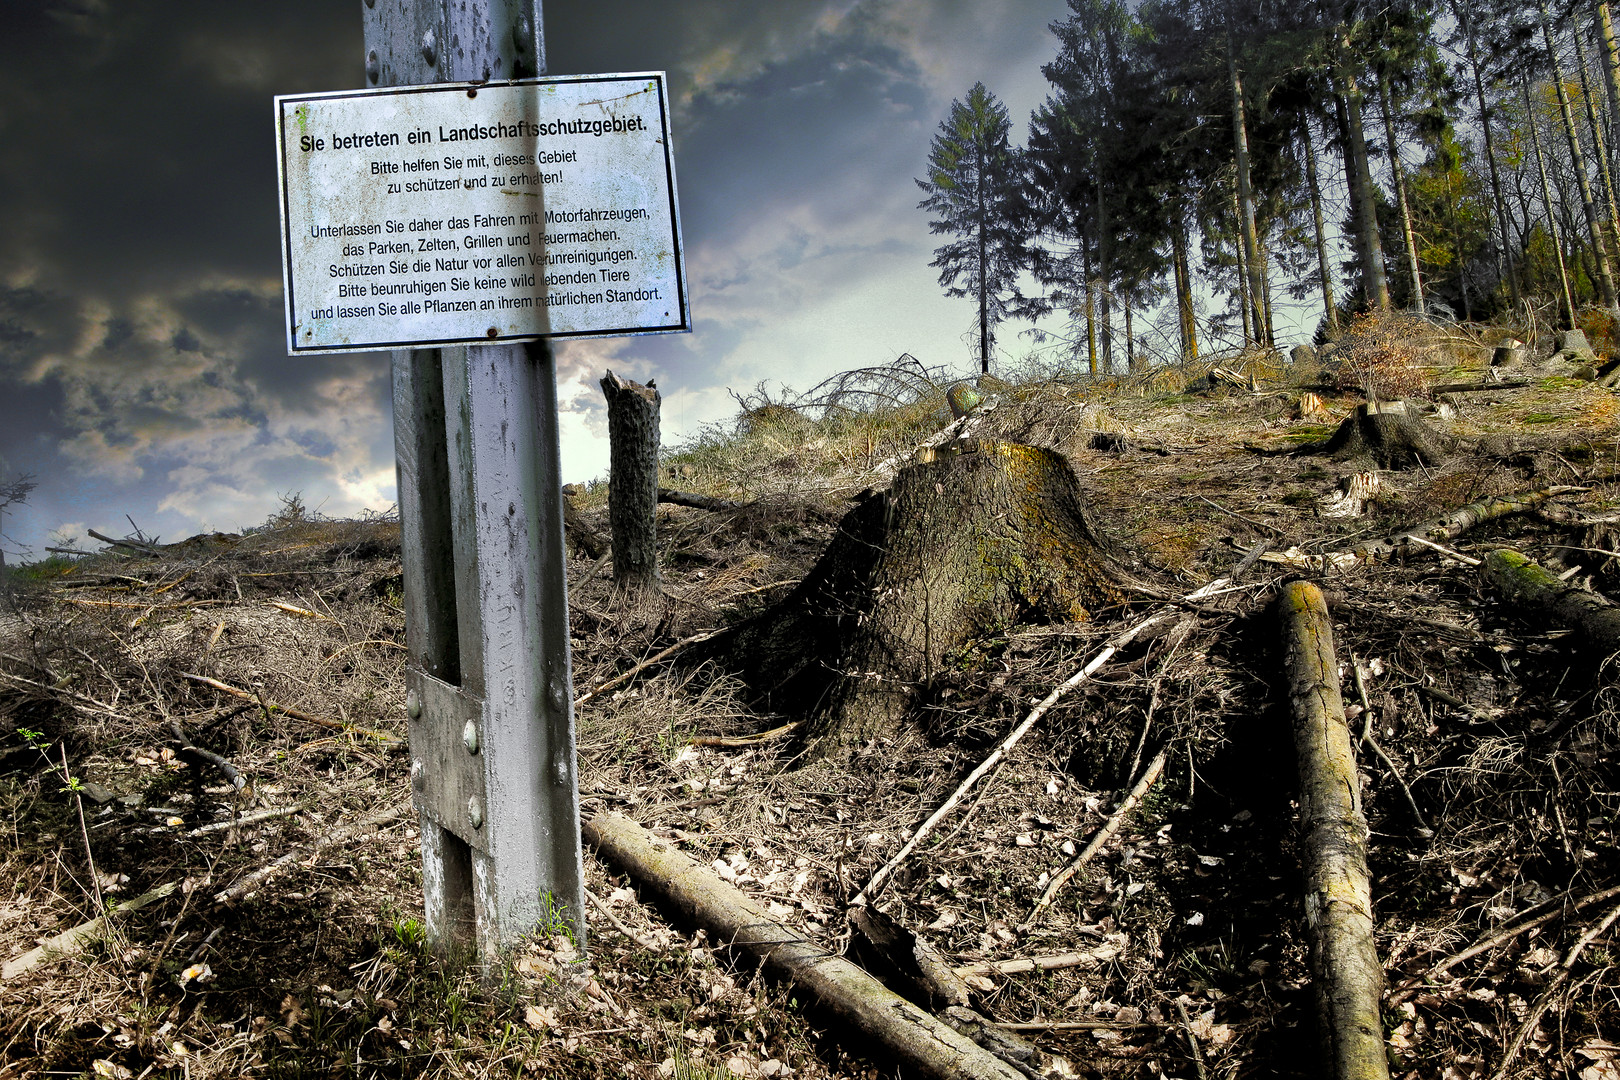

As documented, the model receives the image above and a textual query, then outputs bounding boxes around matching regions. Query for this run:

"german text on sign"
[275,73,689,354]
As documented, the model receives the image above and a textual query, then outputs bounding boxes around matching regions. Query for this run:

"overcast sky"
[0,0,1324,560]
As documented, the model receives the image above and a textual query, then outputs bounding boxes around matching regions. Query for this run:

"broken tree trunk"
[1277,581,1390,1080]
[584,812,1029,1080]
[600,371,662,610]
[1481,548,1620,651]
[711,438,1126,750]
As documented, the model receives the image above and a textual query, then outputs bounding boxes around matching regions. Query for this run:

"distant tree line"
[918,0,1620,374]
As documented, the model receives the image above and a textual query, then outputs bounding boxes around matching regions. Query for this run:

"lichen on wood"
[1277,580,1390,1080]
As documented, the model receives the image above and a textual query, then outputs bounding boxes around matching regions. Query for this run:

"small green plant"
[392,914,426,950]
[17,727,103,911]
[536,891,576,946]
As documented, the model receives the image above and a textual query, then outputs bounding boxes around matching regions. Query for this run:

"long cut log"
[1277,581,1390,1080]
[584,812,1028,1080]
[1480,548,1620,650]
[1341,486,1583,563]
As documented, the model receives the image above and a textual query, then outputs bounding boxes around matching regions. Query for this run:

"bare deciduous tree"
[0,473,38,574]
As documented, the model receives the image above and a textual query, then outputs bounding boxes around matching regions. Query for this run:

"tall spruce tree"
[916,83,1029,374]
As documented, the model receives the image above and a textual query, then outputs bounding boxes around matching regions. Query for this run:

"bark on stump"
[1277,581,1390,1080]
[1310,403,1453,469]
[600,371,662,614]
[715,438,1124,749]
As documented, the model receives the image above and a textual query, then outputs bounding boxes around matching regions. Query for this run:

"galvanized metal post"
[364,0,585,961]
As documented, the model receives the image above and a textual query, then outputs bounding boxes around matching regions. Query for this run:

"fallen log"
[584,811,1030,1080]
[657,488,750,512]
[1338,486,1584,564]
[1480,548,1620,651]
[2,881,176,980]
[1277,581,1389,1080]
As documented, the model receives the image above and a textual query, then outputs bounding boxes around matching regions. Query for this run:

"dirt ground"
[2,315,1619,1079]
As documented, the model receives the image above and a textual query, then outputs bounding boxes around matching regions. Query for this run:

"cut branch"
[87,528,161,555]
[584,811,1029,1080]
[850,602,1200,907]
[1338,486,1584,563]
[657,488,749,512]
[573,629,720,709]
[1021,750,1166,930]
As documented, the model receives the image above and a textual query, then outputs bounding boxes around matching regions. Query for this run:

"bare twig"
[179,672,399,744]
[1021,750,1167,930]
[1490,899,1620,1080]
[1412,880,1620,984]
[184,804,308,837]
[0,668,138,723]
[573,629,720,709]
[850,602,1191,908]
[690,721,803,748]
[1195,494,1282,535]
[1173,999,1210,1080]
[213,803,407,905]
[1351,658,1432,838]
[953,951,1103,978]
[1401,534,1481,566]
[586,889,661,951]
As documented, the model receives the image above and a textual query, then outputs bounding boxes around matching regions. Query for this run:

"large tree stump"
[715,439,1125,749]
[600,371,662,614]
[1308,402,1453,469]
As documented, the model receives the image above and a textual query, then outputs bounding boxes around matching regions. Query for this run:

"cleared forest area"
[2,316,1618,1079]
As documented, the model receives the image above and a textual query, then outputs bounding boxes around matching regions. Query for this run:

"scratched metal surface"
[375,0,586,960]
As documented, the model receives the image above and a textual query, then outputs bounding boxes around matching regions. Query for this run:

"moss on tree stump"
[712,438,1125,750]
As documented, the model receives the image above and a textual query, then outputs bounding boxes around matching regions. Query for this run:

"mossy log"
[1277,581,1390,1080]
[1481,548,1620,651]
[1308,403,1453,469]
[713,438,1125,748]
[584,812,1030,1080]
[1338,486,1580,563]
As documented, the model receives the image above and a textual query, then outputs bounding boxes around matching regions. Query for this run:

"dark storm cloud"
[0,0,1069,558]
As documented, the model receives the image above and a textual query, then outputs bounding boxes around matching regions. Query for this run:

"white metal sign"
[275,73,689,354]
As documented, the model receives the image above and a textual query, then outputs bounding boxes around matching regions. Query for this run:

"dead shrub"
[1331,311,1430,400]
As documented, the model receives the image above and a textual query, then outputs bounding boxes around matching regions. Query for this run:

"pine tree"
[916,83,1029,374]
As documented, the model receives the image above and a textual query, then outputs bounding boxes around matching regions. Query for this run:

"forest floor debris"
[2,332,1619,1078]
